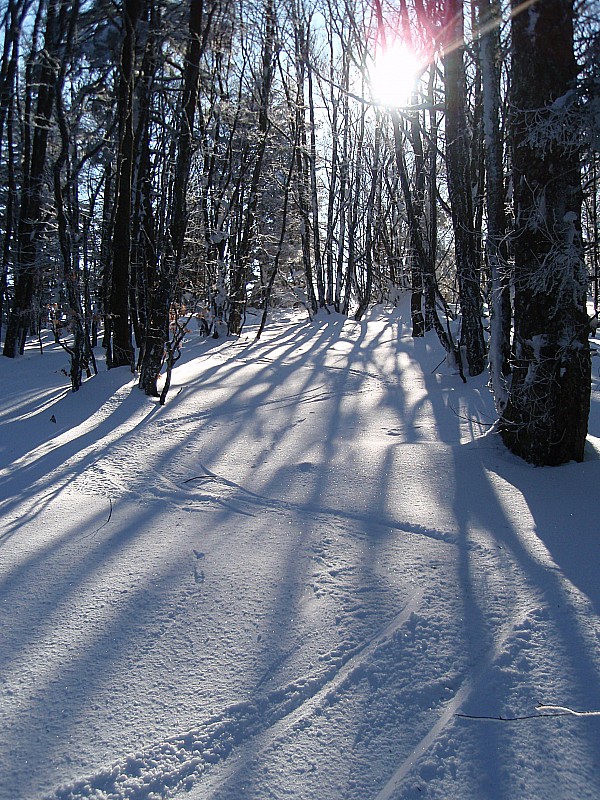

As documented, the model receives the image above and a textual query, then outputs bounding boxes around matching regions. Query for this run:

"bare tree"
[442,0,486,376]
[105,0,140,369]
[228,0,277,334]
[138,0,209,395]
[52,0,98,390]
[476,0,511,408]
[3,0,62,357]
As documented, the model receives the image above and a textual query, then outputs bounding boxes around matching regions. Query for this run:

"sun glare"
[370,43,421,108]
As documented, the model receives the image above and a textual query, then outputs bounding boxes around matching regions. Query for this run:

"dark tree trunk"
[3,0,60,357]
[335,57,350,313]
[139,0,205,396]
[228,0,276,335]
[307,50,325,310]
[499,0,590,465]
[293,16,318,316]
[106,0,140,369]
[133,1,161,389]
[443,0,487,376]
[408,105,426,337]
[392,113,463,378]
[355,117,380,322]
[0,0,28,342]
[424,67,439,332]
[53,0,96,391]
[100,159,114,353]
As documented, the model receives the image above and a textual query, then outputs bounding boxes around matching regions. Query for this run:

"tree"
[3,0,62,357]
[442,0,486,376]
[138,0,207,395]
[0,0,32,342]
[476,0,511,408]
[499,0,590,465]
[105,0,140,369]
[52,0,98,390]
[228,0,277,334]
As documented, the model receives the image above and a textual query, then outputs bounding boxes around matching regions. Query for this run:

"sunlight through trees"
[0,0,598,463]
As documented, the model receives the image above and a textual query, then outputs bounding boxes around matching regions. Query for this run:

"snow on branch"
[515,87,600,156]
[458,704,600,722]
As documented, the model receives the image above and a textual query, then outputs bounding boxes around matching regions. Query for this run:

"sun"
[369,43,421,108]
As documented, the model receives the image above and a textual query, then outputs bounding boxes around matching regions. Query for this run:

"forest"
[3,3,600,798]
[0,0,599,465]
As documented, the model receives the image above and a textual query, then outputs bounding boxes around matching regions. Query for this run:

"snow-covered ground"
[1,299,600,800]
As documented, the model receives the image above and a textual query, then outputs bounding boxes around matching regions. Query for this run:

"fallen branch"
[536,704,600,717]
[458,704,600,722]
[81,497,113,539]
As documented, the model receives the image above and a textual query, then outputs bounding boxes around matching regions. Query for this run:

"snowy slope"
[1,300,600,800]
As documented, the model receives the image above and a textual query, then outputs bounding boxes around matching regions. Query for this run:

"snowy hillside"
[1,301,600,800]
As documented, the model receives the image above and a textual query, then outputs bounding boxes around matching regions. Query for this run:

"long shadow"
[423,359,600,796]
[174,312,414,798]
[416,363,511,799]
[182,311,476,798]
[487,444,600,613]
[0,312,369,797]
[0,311,480,798]
[0,355,140,471]
[0,378,154,521]
[11,307,597,799]
[1,507,211,800]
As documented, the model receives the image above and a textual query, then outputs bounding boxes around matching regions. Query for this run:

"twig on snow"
[536,705,600,717]
[81,497,113,538]
[458,704,600,722]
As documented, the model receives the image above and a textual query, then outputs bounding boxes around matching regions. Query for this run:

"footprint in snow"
[193,550,205,584]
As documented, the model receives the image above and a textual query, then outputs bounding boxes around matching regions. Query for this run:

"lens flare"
[370,43,420,108]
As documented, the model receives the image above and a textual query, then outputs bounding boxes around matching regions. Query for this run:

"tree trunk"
[476,0,511,411]
[3,0,60,357]
[355,116,381,321]
[408,104,426,337]
[423,67,439,332]
[499,0,590,465]
[228,0,276,335]
[106,0,140,369]
[134,1,161,390]
[443,0,486,376]
[343,106,365,315]
[293,14,318,316]
[139,0,205,395]
[392,113,463,378]
[307,47,325,310]
[0,0,28,342]
[53,0,96,391]
[335,58,350,313]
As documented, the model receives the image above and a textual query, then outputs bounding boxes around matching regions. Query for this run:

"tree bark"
[228,0,276,335]
[392,113,464,379]
[499,0,590,465]
[293,12,318,316]
[53,0,97,391]
[476,0,511,410]
[0,0,29,341]
[443,0,487,376]
[3,0,60,357]
[139,0,205,395]
[106,0,140,369]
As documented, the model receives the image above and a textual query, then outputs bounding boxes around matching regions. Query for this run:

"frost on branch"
[513,193,588,319]
[516,35,600,157]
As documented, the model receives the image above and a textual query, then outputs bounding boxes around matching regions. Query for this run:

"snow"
[1,298,600,800]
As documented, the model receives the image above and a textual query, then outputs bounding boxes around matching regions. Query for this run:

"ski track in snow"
[47,591,425,800]
[373,606,540,800]
[2,307,600,800]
